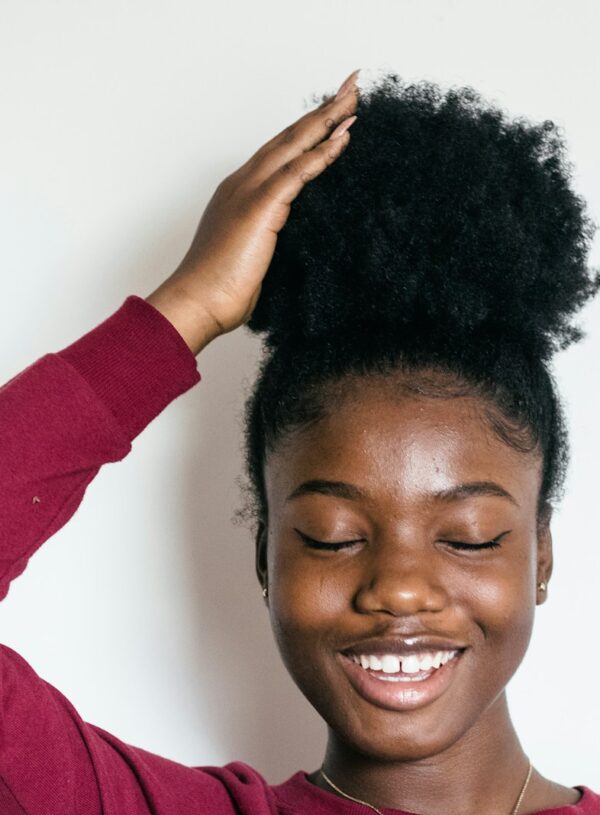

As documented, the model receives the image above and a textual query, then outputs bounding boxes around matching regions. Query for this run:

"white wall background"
[1,0,598,789]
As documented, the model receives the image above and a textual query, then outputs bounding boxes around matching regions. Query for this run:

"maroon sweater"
[0,295,597,815]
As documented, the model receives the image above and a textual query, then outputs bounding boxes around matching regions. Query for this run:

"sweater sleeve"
[0,295,206,814]
[0,294,201,601]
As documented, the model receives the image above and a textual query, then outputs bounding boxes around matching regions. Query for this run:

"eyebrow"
[286,479,520,507]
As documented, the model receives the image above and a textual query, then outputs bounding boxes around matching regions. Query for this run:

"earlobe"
[255,519,268,595]
[536,506,554,605]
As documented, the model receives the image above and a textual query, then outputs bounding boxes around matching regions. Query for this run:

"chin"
[326,703,477,762]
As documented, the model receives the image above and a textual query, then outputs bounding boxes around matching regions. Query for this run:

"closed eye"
[295,529,363,551]
[441,530,511,551]
[296,529,511,551]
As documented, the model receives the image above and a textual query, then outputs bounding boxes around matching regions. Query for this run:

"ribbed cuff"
[57,295,201,441]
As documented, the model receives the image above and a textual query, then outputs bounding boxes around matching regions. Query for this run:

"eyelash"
[296,530,507,552]
[297,531,363,551]
[444,537,504,551]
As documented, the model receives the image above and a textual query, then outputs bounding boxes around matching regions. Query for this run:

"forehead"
[264,375,543,511]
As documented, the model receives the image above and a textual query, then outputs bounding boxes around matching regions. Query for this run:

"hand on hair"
[145,71,359,355]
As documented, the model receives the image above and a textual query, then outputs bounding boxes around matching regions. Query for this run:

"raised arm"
[0,74,358,601]
[145,74,358,354]
[0,296,201,601]
[0,73,359,814]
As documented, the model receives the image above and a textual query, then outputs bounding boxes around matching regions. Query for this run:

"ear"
[536,503,554,605]
[255,519,268,593]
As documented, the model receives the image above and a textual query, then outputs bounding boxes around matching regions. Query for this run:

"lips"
[338,634,467,712]
[342,634,468,657]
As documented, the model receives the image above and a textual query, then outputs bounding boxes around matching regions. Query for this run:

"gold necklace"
[319,760,533,815]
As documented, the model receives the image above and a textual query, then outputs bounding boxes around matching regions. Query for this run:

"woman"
[0,69,598,814]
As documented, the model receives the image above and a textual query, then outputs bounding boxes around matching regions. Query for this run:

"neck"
[316,694,531,815]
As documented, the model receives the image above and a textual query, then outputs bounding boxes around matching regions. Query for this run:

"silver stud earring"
[537,581,547,592]
[262,586,268,599]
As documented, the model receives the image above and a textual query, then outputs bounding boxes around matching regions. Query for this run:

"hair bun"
[247,75,599,361]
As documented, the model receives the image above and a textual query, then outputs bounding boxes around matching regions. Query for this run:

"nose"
[354,538,448,617]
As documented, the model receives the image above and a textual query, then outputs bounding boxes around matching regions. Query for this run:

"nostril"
[353,574,448,617]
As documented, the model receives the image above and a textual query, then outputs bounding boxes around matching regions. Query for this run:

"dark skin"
[143,70,582,813]
[256,377,580,814]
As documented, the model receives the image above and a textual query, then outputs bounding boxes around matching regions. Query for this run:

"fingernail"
[335,69,361,100]
[329,114,357,139]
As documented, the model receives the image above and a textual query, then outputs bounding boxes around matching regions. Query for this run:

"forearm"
[0,295,201,600]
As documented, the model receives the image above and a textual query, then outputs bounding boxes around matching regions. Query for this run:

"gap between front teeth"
[352,650,458,674]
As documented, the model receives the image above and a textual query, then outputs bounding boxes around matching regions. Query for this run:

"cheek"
[266,542,360,691]
[464,546,537,680]
[268,546,346,641]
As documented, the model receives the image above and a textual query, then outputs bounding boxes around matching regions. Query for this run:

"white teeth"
[381,655,400,673]
[419,653,434,671]
[351,649,459,675]
[401,655,421,674]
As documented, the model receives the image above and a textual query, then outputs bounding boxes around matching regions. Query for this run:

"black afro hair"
[248,74,599,360]
[241,73,600,525]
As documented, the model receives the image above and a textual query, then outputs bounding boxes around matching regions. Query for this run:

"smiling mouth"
[339,649,465,711]
[349,649,459,681]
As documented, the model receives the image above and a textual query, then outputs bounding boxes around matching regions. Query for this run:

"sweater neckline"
[273,771,591,815]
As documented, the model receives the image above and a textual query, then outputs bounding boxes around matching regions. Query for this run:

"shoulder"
[191,761,277,811]
[573,786,600,813]
[543,786,600,813]
[531,777,600,813]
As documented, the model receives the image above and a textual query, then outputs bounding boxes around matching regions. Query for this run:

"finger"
[334,69,361,100]
[259,82,356,152]
[257,117,356,208]
[312,68,360,110]
[244,86,359,180]
[268,86,358,155]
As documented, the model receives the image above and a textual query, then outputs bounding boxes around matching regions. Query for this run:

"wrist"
[145,283,222,356]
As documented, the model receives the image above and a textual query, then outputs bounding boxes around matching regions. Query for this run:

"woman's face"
[257,374,552,761]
